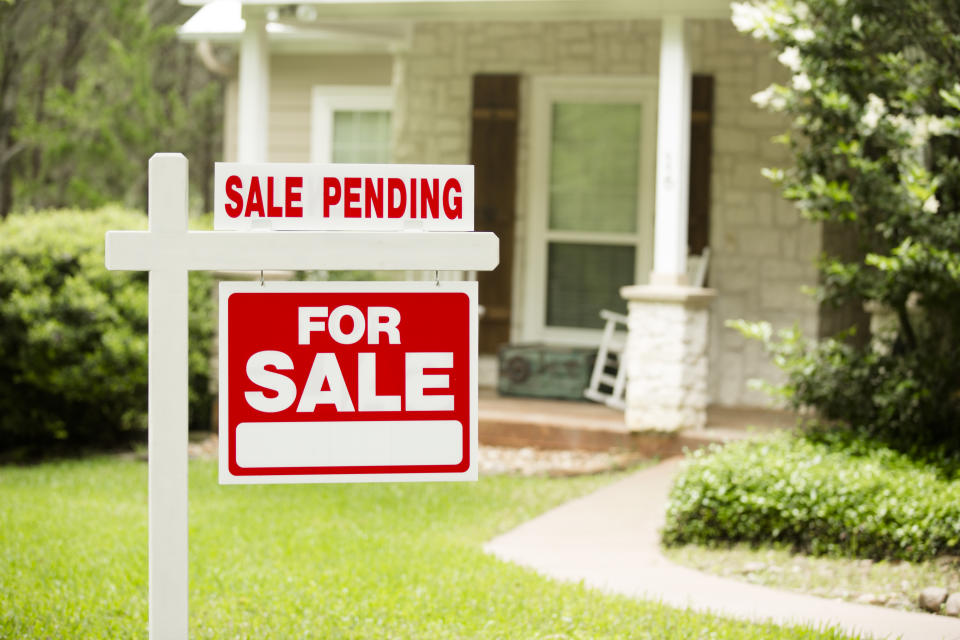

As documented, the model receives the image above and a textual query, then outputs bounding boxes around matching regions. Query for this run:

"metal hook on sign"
[435,270,440,287]
[259,270,264,287]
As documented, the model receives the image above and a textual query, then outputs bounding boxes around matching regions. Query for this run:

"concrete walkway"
[484,458,960,640]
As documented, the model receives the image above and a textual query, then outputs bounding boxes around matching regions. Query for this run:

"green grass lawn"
[1,457,860,639]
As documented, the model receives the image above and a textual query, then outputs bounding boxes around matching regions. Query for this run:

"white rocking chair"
[583,309,629,410]
[583,248,711,410]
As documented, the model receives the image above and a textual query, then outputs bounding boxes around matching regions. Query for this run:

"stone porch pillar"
[237,7,269,162]
[621,286,715,432]
[620,15,715,433]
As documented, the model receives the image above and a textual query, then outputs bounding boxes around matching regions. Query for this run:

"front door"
[522,76,657,345]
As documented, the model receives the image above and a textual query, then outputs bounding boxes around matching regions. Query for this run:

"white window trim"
[310,85,394,164]
[521,75,658,346]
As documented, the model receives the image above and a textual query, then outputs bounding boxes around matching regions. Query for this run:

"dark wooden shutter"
[470,74,519,354]
[688,74,714,257]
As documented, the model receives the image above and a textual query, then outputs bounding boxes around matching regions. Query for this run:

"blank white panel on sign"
[235,420,464,468]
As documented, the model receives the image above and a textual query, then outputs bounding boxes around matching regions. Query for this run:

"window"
[311,86,393,164]
[522,77,657,344]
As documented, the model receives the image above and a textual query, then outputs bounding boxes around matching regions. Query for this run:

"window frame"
[310,85,394,164]
[521,75,658,345]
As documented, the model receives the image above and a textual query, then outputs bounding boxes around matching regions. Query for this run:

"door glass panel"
[545,242,635,329]
[332,110,392,163]
[548,102,642,234]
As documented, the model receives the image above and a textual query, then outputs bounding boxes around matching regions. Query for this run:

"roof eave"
[179,0,733,21]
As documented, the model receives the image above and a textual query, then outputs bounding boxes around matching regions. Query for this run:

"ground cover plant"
[664,542,960,613]
[0,457,859,639]
[0,207,214,456]
[663,430,960,562]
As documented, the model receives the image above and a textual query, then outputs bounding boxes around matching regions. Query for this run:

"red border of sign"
[218,280,478,484]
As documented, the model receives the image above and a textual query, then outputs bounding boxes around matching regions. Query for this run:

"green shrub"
[730,320,960,451]
[663,431,960,561]
[0,207,214,455]
[732,0,960,449]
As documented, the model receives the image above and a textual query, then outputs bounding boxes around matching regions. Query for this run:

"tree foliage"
[0,0,222,217]
[732,0,960,447]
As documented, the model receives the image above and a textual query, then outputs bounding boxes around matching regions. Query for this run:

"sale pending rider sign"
[214,163,474,231]
[219,280,478,483]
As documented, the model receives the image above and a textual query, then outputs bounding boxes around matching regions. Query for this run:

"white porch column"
[620,15,714,434]
[651,15,692,285]
[237,7,269,162]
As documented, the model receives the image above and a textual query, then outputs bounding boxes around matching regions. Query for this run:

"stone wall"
[392,19,820,409]
[687,21,821,407]
[391,21,661,358]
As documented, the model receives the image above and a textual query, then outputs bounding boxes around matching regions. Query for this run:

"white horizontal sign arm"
[106,230,499,272]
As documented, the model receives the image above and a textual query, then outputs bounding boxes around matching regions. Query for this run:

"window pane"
[332,110,391,164]
[548,102,642,234]
[546,242,634,329]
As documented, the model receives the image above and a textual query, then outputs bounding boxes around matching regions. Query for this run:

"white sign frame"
[104,153,498,640]
[219,280,479,484]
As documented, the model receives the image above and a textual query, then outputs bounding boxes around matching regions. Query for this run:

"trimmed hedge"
[0,207,214,455]
[662,431,960,561]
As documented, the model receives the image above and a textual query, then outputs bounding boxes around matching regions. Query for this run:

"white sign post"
[105,153,498,639]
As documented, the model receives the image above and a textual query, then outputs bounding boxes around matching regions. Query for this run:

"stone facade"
[391,19,821,410]
[621,286,716,431]
[687,20,822,407]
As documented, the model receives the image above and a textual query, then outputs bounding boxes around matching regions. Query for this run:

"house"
[178,0,825,433]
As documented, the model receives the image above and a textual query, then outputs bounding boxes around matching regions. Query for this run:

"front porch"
[182,0,821,430]
[478,388,792,455]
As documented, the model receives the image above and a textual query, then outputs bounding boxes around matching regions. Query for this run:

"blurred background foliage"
[0,0,223,217]
[0,0,223,453]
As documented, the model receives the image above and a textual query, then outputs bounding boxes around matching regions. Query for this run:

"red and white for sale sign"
[219,280,478,484]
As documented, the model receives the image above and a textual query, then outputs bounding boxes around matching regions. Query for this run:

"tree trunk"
[0,28,20,219]
[0,157,12,219]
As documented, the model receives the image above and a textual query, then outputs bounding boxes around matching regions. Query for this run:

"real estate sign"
[213,163,475,231]
[219,280,478,484]
[107,154,495,638]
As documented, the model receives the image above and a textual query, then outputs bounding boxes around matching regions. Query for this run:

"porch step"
[478,391,793,456]
[479,401,675,455]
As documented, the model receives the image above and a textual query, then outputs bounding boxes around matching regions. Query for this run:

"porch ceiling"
[178,0,411,52]
[179,0,733,24]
